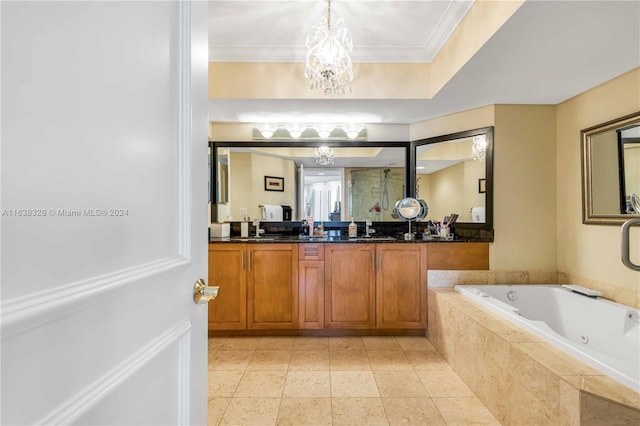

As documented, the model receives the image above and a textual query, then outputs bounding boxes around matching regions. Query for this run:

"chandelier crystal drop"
[315,145,335,166]
[472,135,487,161]
[305,0,354,96]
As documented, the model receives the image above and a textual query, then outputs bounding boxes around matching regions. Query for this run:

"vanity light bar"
[252,124,366,140]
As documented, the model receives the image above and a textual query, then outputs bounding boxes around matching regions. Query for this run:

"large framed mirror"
[209,141,410,223]
[412,127,494,230]
[581,112,640,225]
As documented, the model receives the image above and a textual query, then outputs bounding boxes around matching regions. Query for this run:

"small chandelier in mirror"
[305,0,353,96]
[315,145,335,165]
[472,135,487,161]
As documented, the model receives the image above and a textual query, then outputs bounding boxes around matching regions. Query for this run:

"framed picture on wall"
[264,176,284,192]
[478,178,486,194]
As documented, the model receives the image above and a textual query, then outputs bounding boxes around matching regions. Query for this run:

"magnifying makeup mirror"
[393,197,428,240]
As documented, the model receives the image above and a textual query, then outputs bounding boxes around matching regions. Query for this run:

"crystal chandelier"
[315,145,335,165]
[472,135,487,161]
[305,0,353,96]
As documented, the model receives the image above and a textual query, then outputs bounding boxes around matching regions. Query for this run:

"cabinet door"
[325,244,376,329]
[376,244,427,329]
[247,244,299,329]
[208,244,247,330]
[299,260,324,329]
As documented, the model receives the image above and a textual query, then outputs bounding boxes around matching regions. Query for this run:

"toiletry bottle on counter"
[348,217,357,238]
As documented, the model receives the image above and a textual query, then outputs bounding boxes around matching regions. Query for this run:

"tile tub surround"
[427,288,640,425]
[207,335,500,425]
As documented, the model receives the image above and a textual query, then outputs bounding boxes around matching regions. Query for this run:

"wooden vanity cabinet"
[209,240,488,332]
[208,243,247,330]
[247,243,299,329]
[298,244,325,329]
[208,243,298,330]
[324,243,376,329]
[375,244,427,329]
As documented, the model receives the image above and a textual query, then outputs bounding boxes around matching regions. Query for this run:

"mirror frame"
[580,111,640,225]
[209,140,412,222]
[410,126,494,231]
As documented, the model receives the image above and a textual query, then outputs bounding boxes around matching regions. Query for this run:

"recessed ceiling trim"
[208,0,475,63]
[421,0,474,62]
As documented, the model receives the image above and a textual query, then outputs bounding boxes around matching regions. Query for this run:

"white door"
[1,1,209,424]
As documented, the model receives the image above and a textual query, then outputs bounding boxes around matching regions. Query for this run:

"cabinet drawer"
[298,243,325,261]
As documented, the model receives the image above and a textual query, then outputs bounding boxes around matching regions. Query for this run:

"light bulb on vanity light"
[344,124,364,139]
[316,124,334,139]
[255,123,277,139]
[286,124,305,139]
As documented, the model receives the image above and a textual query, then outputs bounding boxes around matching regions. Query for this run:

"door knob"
[193,278,219,304]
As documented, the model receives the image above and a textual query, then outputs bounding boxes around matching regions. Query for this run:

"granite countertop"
[209,235,489,244]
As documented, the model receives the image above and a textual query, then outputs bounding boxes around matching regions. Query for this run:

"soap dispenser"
[348,217,358,238]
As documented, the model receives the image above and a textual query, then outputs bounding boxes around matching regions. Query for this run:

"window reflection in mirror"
[212,145,407,222]
[413,127,493,229]
[581,112,640,224]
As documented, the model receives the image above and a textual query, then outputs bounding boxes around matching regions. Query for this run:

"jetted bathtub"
[455,284,640,392]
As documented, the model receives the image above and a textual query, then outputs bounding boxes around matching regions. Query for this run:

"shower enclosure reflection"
[350,167,404,221]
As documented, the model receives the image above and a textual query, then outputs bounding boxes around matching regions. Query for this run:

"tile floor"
[208,336,501,425]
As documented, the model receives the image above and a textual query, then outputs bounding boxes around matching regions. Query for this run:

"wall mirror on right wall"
[581,112,640,225]
[412,126,494,231]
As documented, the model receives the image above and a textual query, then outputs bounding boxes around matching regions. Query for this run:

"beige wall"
[493,105,557,271]
[556,67,640,302]
[209,63,430,99]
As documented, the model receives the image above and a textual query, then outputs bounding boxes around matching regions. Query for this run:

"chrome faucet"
[364,220,376,238]
[253,219,264,237]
